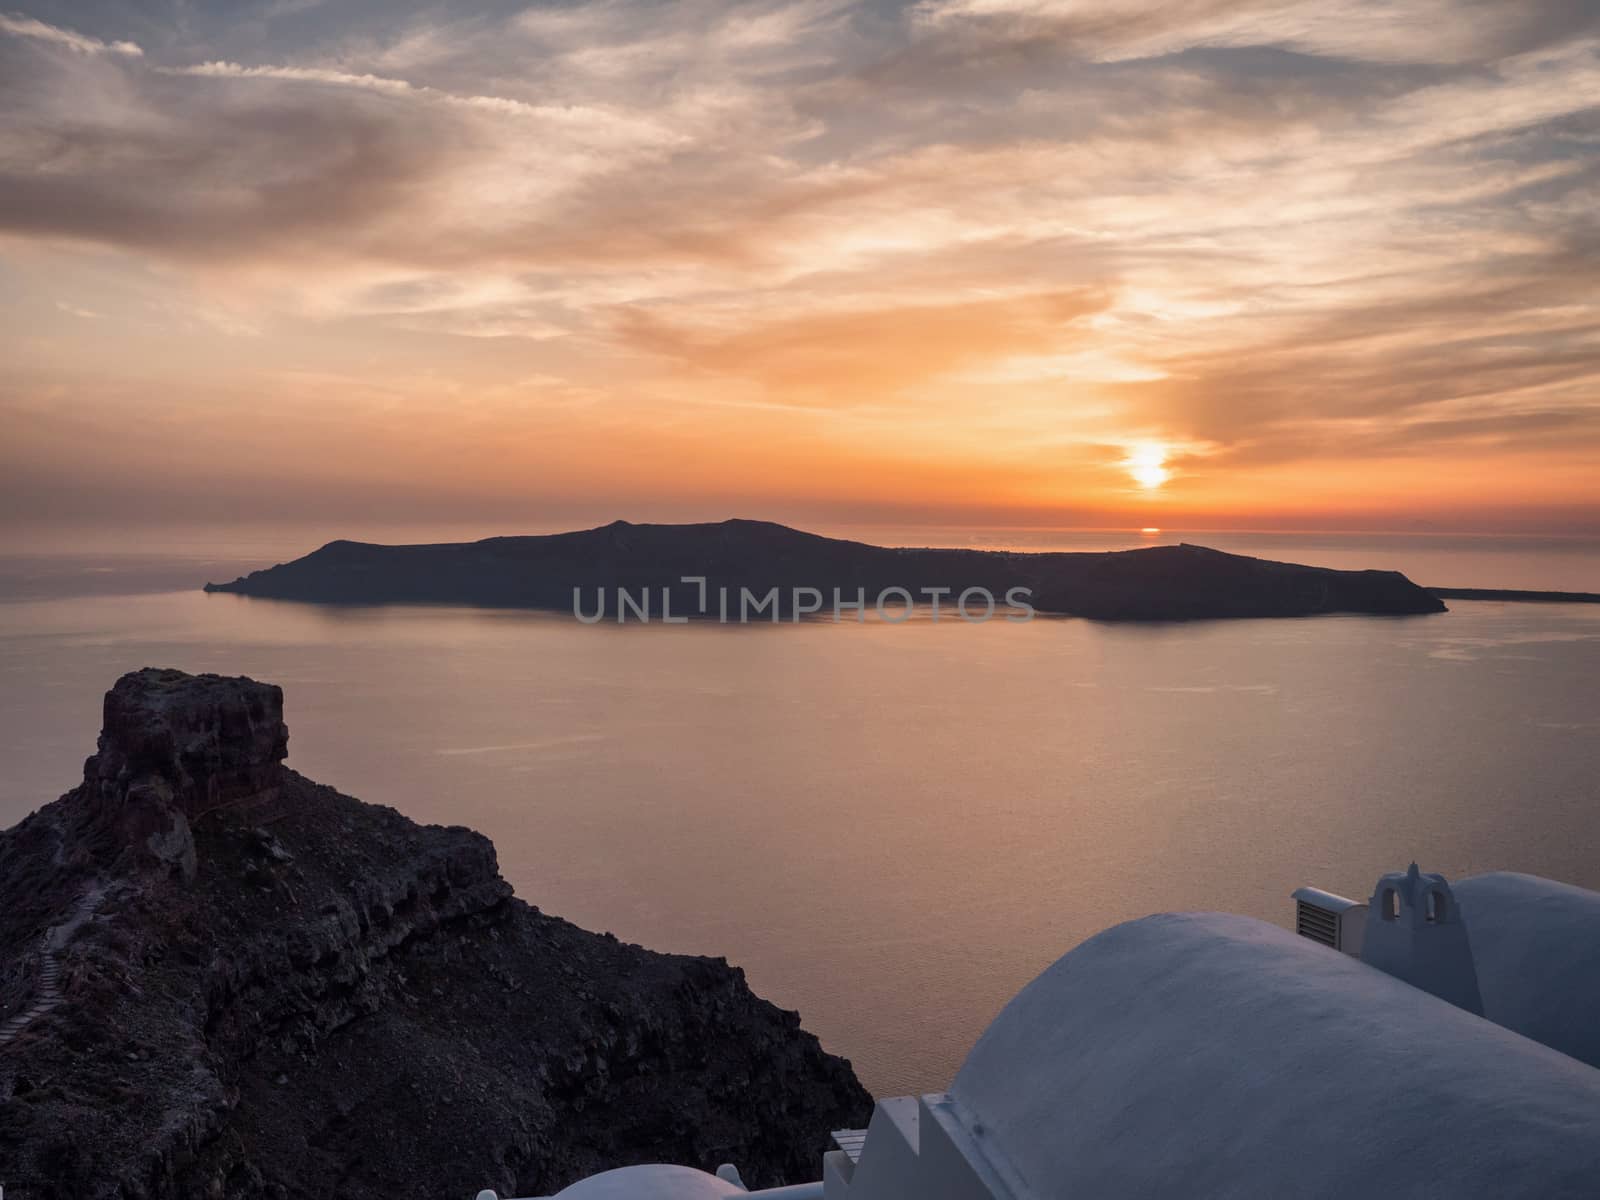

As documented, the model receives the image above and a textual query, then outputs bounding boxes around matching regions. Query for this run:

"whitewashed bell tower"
[1360,862,1484,1015]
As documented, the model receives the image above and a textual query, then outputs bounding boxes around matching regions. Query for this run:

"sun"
[1123,442,1171,490]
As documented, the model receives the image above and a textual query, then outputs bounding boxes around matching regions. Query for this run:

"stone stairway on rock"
[0,888,102,1048]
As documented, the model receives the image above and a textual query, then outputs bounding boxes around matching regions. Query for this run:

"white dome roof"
[551,1165,738,1199]
[1455,871,1600,1068]
[949,912,1600,1199]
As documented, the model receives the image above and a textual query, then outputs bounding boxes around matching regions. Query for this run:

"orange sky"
[2,0,1598,541]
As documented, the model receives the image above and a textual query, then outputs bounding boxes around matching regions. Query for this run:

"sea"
[1,525,1597,1095]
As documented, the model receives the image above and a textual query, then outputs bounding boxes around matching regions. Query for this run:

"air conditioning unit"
[1291,886,1367,956]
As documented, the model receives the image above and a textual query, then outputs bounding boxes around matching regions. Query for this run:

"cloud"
[159,59,677,134]
[0,12,140,56]
[908,0,1598,67]
[0,66,477,260]
[614,288,1111,398]
[0,0,1597,529]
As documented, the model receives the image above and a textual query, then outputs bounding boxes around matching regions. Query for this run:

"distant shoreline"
[1427,587,1600,605]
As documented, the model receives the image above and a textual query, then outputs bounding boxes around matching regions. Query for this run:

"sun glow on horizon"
[1123,443,1171,491]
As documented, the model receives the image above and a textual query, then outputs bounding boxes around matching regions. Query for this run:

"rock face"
[80,670,289,880]
[0,670,871,1200]
[204,519,1448,621]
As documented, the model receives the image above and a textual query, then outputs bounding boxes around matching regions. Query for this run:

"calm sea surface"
[1,530,1597,1094]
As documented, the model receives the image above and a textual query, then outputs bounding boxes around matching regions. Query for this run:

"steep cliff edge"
[0,669,871,1199]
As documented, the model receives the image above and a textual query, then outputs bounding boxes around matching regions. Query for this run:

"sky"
[2,0,1598,544]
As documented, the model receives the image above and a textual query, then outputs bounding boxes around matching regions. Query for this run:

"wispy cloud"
[0,11,140,56]
[159,59,677,133]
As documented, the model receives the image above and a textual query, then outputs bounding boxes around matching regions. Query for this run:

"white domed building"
[487,867,1600,1200]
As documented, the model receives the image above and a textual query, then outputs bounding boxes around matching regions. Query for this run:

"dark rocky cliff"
[204,519,1447,620]
[0,669,871,1199]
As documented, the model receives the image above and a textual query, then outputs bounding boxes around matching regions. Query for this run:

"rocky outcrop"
[77,669,288,880]
[204,519,1448,620]
[0,670,871,1200]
